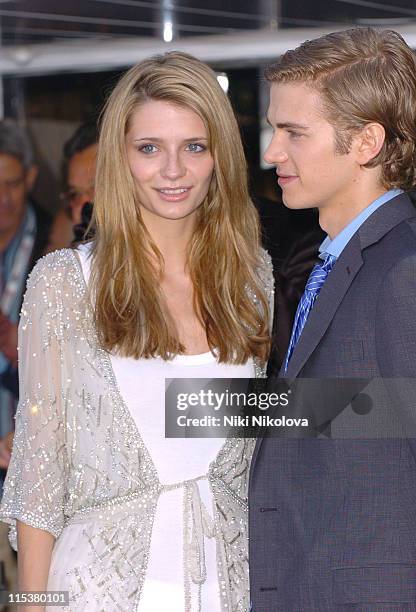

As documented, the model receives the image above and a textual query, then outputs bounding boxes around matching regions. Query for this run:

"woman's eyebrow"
[133,136,208,142]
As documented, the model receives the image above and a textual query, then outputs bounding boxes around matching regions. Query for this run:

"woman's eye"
[139,144,158,154]
[186,143,206,153]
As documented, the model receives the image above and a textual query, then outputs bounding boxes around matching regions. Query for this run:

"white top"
[77,244,254,611]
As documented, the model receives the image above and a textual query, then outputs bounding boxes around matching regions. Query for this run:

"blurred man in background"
[0,121,50,470]
[0,120,51,593]
[45,120,98,252]
[63,120,98,225]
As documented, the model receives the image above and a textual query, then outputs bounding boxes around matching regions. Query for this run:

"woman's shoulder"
[255,247,275,328]
[258,246,273,270]
[26,247,86,299]
[256,247,274,293]
[20,249,87,339]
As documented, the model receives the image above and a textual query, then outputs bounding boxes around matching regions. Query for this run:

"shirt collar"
[319,189,403,260]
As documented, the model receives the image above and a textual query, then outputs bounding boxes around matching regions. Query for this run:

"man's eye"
[186,143,206,153]
[288,131,302,139]
[67,191,79,202]
[139,144,158,154]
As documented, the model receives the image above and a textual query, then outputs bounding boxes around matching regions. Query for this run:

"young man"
[249,28,416,611]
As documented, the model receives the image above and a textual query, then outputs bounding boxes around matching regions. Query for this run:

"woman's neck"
[142,211,196,274]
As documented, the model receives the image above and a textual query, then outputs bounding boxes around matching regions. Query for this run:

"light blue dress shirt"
[319,188,403,260]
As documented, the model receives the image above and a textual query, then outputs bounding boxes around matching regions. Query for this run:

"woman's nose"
[161,153,186,180]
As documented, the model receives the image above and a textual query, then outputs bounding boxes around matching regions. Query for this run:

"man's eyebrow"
[266,120,309,130]
[279,122,309,130]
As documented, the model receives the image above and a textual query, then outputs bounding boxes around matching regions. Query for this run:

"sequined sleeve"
[0,253,69,550]
[258,247,275,332]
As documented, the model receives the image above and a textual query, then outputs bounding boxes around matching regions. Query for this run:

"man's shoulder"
[404,214,416,238]
[380,220,416,285]
[375,211,416,259]
[359,192,416,255]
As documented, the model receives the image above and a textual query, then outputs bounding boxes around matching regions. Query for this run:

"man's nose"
[263,135,289,166]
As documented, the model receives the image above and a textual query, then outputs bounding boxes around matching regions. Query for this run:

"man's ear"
[24,165,38,192]
[356,123,385,165]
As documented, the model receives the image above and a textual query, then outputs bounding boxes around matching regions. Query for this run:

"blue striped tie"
[284,253,337,372]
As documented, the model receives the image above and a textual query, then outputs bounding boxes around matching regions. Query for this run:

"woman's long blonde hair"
[92,51,270,363]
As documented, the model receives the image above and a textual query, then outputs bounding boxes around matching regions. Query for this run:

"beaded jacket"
[0,247,274,612]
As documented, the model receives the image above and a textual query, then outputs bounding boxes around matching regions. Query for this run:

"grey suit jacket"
[249,193,416,611]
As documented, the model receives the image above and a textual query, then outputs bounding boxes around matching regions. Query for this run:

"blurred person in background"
[45,121,98,253]
[0,121,51,472]
[0,120,51,594]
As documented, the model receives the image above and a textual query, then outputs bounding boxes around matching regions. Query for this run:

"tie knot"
[305,253,336,293]
[322,253,337,271]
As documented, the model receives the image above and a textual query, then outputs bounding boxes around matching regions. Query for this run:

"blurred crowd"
[0,120,99,474]
[0,119,102,597]
[0,120,98,590]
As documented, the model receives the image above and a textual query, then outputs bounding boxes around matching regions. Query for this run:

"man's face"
[264,82,359,214]
[0,153,34,241]
[66,143,97,224]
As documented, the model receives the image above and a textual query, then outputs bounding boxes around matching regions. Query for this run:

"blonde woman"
[0,53,274,612]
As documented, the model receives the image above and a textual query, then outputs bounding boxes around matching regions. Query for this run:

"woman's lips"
[278,176,298,187]
[155,187,192,202]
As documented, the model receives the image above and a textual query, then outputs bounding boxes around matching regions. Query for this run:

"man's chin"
[281,197,312,211]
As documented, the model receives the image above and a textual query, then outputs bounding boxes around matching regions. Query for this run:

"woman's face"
[125,100,214,223]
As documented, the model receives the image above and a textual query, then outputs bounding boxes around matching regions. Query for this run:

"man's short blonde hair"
[266,28,416,191]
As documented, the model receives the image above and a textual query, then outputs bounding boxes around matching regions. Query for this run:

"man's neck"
[319,186,388,239]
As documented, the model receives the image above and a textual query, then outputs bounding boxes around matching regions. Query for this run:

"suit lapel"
[282,233,363,379]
